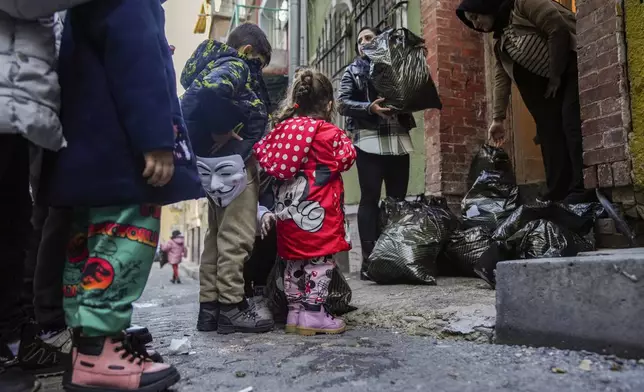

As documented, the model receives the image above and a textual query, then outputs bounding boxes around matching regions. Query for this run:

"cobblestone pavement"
[44,264,644,392]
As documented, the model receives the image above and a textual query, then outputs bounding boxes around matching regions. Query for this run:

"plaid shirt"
[352,117,413,155]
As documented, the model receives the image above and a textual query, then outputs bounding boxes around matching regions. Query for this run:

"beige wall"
[163,0,211,95]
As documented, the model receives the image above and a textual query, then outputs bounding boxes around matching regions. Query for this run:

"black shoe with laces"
[0,366,41,392]
[17,322,70,377]
[196,301,220,332]
[217,298,274,335]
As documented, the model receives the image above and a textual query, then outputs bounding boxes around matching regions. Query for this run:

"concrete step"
[496,248,644,358]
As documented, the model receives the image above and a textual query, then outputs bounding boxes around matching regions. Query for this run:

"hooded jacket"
[44,0,202,207]
[456,0,576,120]
[0,0,92,150]
[254,116,357,260]
[161,236,186,265]
[180,40,271,161]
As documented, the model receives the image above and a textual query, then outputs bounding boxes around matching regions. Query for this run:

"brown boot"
[63,332,179,392]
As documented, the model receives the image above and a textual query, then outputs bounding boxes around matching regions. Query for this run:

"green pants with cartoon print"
[63,204,161,337]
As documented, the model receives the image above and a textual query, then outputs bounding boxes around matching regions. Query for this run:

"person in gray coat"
[0,2,91,391]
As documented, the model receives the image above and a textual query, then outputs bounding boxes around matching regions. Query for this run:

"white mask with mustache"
[196,155,247,207]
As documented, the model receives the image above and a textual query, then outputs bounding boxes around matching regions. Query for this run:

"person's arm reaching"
[493,55,511,121]
[0,0,93,19]
[338,68,373,119]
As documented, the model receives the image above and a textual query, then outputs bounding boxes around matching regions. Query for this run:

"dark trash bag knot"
[462,170,519,231]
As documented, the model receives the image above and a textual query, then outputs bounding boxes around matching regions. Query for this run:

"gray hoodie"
[0,1,90,151]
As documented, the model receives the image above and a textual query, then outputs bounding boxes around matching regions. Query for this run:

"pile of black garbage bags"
[366,145,605,289]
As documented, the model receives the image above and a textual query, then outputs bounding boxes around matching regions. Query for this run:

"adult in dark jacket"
[338,26,416,280]
[456,0,589,204]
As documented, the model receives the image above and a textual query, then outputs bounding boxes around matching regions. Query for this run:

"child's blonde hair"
[273,68,335,125]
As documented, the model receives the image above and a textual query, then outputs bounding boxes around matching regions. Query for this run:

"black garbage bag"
[462,170,519,230]
[467,145,514,188]
[362,28,442,113]
[501,219,579,259]
[369,196,458,285]
[154,249,169,268]
[442,227,503,288]
[493,202,602,242]
[266,258,356,323]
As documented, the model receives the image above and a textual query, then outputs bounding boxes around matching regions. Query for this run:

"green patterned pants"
[62,204,161,337]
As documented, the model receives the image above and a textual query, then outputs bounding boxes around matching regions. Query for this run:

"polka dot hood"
[253,116,357,260]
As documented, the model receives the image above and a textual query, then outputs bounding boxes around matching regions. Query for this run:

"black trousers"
[31,207,72,330]
[0,135,32,342]
[513,55,584,201]
[356,149,410,242]
[244,228,277,294]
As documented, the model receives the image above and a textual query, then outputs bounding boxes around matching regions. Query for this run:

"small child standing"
[254,69,356,336]
[161,230,187,284]
[181,23,274,335]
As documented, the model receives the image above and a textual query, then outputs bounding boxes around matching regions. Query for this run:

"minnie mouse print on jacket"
[254,116,357,260]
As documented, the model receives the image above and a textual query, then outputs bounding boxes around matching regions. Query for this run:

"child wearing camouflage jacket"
[181,23,274,334]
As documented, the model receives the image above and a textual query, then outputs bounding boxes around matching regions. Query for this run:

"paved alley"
[43,265,644,392]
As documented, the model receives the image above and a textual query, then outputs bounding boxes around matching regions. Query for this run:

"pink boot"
[63,332,180,392]
[285,303,303,334]
[296,303,346,336]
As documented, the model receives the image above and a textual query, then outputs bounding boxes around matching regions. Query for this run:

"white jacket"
[0,1,90,150]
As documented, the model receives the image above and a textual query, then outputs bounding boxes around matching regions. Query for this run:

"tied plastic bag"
[462,171,519,230]
[362,28,442,113]
[493,203,602,242]
[442,227,502,288]
[467,145,514,189]
[369,196,458,285]
[501,219,579,259]
[154,249,169,269]
[266,258,356,323]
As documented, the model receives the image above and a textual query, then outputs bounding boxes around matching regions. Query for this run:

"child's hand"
[143,151,174,187]
[260,212,275,239]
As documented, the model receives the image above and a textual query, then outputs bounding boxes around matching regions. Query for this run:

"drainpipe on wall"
[299,0,307,67]
[288,0,300,80]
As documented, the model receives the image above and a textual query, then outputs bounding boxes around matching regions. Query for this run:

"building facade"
[162,0,644,263]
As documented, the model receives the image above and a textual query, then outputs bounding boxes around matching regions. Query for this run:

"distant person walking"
[338,26,416,280]
[161,230,187,284]
[456,0,590,204]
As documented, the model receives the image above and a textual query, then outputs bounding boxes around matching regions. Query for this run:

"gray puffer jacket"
[0,0,90,151]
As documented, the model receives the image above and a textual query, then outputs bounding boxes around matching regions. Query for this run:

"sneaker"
[296,303,346,336]
[285,303,303,334]
[170,279,176,284]
[0,366,41,392]
[125,326,163,363]
[0,340,18,367]
[217,299,274,335]
[176,278,182,284]
[62,332,180,392]
[18,322,70,377]
[249,286,273,324]
[196,301,219,332]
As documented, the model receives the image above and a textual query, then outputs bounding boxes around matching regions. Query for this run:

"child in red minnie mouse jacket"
[254,68,356,336]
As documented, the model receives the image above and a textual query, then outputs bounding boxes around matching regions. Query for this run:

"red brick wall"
[420,0,487,201]
[577,0,632,189]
